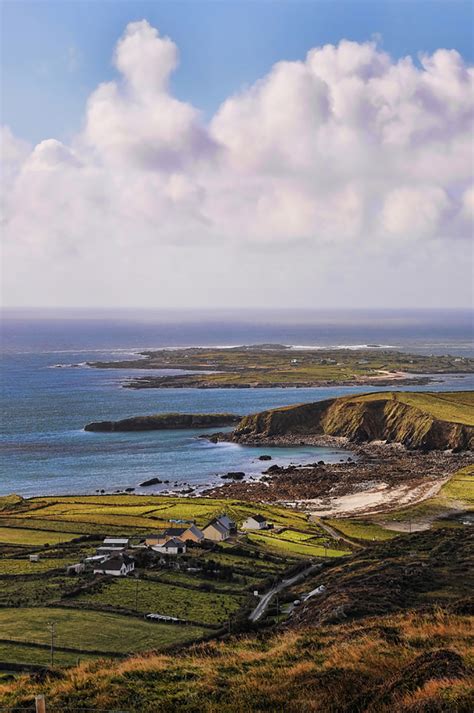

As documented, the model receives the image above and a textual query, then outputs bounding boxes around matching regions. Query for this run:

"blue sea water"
[1,310,472,497]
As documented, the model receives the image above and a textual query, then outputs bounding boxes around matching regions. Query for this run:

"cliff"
[233,391,474,451]
[84,413,241,432]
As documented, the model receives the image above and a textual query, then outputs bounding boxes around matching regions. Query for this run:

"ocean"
[1,309,472,497]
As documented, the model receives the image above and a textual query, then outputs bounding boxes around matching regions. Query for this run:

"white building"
[93,554,135,577]
[242,514,268,530]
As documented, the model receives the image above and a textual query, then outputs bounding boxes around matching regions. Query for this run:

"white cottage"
[242,514,268,530]
[93,554,135,577]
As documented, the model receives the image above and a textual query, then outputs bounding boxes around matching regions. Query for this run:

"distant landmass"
[88,346,474,389]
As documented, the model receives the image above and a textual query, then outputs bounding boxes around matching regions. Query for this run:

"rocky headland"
[84,413,240,432]
[231,391,474,451]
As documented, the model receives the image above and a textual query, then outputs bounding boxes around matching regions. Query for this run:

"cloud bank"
[1,20,473,307]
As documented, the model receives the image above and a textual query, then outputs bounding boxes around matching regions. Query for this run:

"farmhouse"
[151,537,187,555]
[242,514,268,530]
[202,518,231,542]
[93,554,135,577]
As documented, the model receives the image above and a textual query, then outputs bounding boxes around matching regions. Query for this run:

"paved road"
[249,563,321,622]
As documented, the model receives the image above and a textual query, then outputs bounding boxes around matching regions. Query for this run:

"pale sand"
[299,477,450,518]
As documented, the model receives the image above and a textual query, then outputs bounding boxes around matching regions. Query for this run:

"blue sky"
[2,0,473,144]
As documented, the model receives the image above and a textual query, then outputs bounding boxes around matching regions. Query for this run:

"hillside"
[233,391,474,451]
[1,529,472,712]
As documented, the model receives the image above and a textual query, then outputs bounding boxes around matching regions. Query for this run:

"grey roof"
[103,538,129,544]
[247,514,267,523]
[164,527,187,537]
[163,537,186,548]
[186,524,204,537]
[218,515,235,528]
[204,519,229,536]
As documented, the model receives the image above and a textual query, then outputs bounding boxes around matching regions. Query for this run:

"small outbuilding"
[242,514,268,530]
[66,563,86,575]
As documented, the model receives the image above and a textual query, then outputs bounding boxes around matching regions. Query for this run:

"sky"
[1,0,473,309]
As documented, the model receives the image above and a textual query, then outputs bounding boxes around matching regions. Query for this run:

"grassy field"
[0,557,81,575]
[324,519,399,541]
[73,578,245,625]
[0,527,79,547]
[247,531,349,557]
[352,391,474,425]
[0,495,325,553]
[0,608,207,657]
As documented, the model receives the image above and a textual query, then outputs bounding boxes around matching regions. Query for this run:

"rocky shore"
[202,445,472,514]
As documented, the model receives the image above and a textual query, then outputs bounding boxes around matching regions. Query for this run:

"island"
[84,412,241,432]
[87,345,474,389]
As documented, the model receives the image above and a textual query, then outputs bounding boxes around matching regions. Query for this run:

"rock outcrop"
[85,413,241,432]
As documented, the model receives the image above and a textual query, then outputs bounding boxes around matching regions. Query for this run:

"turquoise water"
[1,312,472,497]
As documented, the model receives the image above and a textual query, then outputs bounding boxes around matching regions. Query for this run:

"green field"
[350,391,474,426]
[0,608,207,658]
[74,577,244,625]
[324,519,399,541]
[247,530,349,557]
[0,495,325,552]
[0,527,79,546]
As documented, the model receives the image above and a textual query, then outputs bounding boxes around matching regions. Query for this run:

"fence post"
[35,694,46,713]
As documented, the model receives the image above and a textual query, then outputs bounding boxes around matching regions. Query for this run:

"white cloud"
[1,22,473,308]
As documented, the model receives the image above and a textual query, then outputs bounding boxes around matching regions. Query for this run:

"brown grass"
[1,609,473,712]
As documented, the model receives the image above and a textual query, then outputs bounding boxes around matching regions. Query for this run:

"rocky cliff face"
[233,395,474,451]
[85,413,240,432]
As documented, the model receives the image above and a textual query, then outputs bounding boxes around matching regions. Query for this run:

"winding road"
[249,563,321,622]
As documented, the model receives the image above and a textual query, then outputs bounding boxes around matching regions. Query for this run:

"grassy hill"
[1,528,472,713]
[234,390,474,450]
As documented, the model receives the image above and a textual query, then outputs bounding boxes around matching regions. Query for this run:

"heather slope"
[233,391,474,450]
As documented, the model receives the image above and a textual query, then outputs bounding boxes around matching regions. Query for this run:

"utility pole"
[135,575,139,611]
[48,621,55,667]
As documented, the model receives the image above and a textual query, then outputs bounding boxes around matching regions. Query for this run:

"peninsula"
[87,345,474,389]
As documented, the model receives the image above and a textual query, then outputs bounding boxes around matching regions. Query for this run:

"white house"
[242,514,268,530]
[151,537,187,555]
[93,554,135,577]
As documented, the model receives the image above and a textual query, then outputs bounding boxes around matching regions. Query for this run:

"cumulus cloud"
[1,22,473,307]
